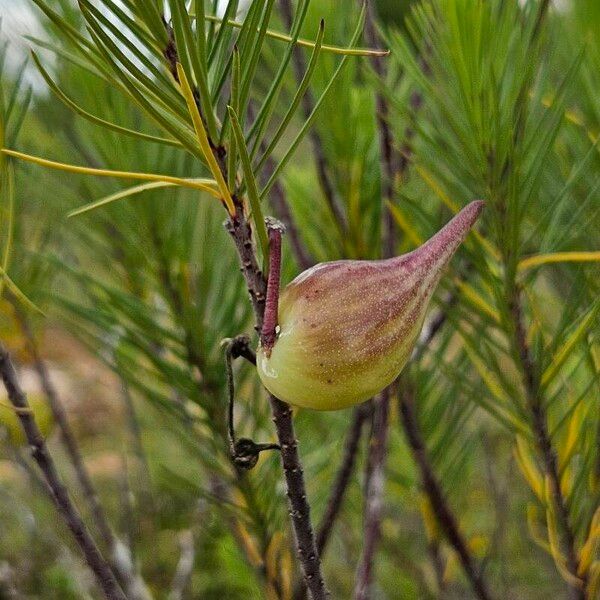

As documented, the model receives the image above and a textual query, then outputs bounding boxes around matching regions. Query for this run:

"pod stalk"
[261,218,285,356]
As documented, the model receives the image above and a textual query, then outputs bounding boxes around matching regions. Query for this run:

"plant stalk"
[353,388,390,600]
[10,297,152,600]
[399,387,493,600]
[509,289,586,600]
[226,200,327,600]
[0,344,127,600]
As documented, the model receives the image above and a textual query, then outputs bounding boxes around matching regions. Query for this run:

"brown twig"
[399,385,493,600]
[294,404,371,600]
[226,199,327,598]
[278,0,348,233]
[9,298,153,599]
[317,403,371,556]
[353,8,398,598]
[163,17,327,598]
[10,301,115,550]
[509,288,586,600]
[363,0,398,259]
[353,388,391,600]
[0,344,127,600]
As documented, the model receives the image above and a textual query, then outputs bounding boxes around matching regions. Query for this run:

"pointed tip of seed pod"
[419,200,485,255]
[466,199,485,220]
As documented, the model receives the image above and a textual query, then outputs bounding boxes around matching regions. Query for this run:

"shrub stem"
[354,389,391,600]
[509,288,586,600]
[226,200,327,600]
[0,344,126,600]
[399,387,493,600]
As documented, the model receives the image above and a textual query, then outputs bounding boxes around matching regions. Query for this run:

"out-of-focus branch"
[9,298,153,600]
[317,403,371,556]
[399,385,493,600]
[363,1,399,258]
[0,562,24,600]
[353,388,391,600]
[168,530,195,600]
[278,0,348,233]
[0,344,126,600]
[509,288,586,600]
[294,403,371,600]
[10,300,114,548]
[353,7,398,599]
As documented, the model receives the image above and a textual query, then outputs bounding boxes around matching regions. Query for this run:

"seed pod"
[257,201,484,410]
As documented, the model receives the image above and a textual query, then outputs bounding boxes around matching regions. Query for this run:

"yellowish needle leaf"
[518,251,600,273]
[176,64,235,215]
[203,14,389,57]
[1,149,221,197]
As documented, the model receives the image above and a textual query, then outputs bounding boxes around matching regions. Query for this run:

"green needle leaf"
[227,105,269,267]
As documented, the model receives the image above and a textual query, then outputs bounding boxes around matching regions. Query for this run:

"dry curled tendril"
[223,334,280,470]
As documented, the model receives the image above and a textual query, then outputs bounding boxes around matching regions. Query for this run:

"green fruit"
[257,202,484,410]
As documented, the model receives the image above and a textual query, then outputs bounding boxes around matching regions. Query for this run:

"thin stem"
[399,386,493,600]
[225,197,327,599]
[294,404,371,600]
[10,300,115,550]
[317,403,371,556]
[362,1,397,259]
[509,288,586,600]
[269,396,327,600]
[9,301,154,600]
[278,0,348,234]
[261,219,284,353]
[354,388,391,600]
[0,344,127,600]
[225,339,280,470]
[354,8,398,598]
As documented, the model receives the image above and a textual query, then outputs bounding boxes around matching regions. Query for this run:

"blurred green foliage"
[0,0,599,598]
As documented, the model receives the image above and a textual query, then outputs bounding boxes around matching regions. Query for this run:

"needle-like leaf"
[176,64,235,214]
[227,105,269,265]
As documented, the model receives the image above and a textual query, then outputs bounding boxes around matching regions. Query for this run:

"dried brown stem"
[294,404,371,600]
[10,299,153,599]
[317,403,371,556]
[0,344,126,600]
[363,1,398,259]
[399,386,493,600]
[354,389,391,600]
[11,301,115,550]
[353,8,398,599]
[509,289,586,600]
